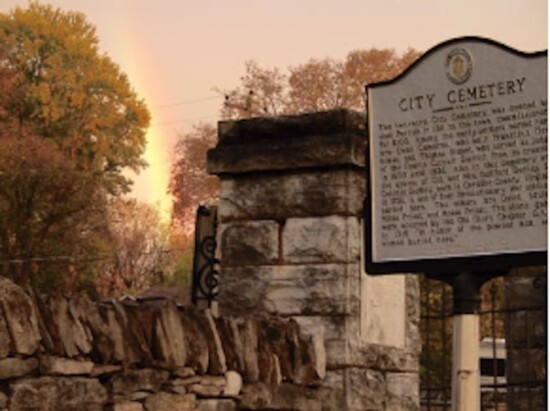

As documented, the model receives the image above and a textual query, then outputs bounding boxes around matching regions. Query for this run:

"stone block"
[385,372,419,411]
[9,377,107,411]
[351,344,419,373]
[143,392,196,411]
[282,217,360,264]
[198,399,237,411]
[220,220,280,266]
[0,357,38,380]
[223,370,242,396]
[346,368,386,411]
[0,306,11,359]
[219,169,365,221]
[217,109,365,144]
[154,301,187,369]
[0,277,40,355]
[0,392,6,409]
[112,402,144,411]
[239,383,339,411]
[110,369,170,395]
[40,356,94,376]
[208,131,365,176]
[220,264,360,317]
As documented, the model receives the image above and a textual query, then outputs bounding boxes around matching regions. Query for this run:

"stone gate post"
[207,109,420,410]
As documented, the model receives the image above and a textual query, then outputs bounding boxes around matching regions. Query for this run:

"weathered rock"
[112,401,145,411]
[224,370,243,397]
[233,317,259,383]
[202,310,227,375]
[0,306,11,359]
[200,375,227,387]
[173,367,195,378]
[385,372,419,411]
[188,384,223,397]
[0,391,7,408]
[219,220,280,266]
[9,377,107,411]
[239,383,329,411]
[110,369,170,395]
[0,357,38,380]
[197,399,237,411]
[282,216,360,264]
[0,277,40,355]
[102,302,130,364]
[143,392,196,411]
[179,308,209,374]
[40,356,94,376]
[47,296,92,357]
[120,302,156,366]
[154,301,187,368]
[91,364,123,377]
[218,170,365,221]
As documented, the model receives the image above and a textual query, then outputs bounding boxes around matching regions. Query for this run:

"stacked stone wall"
[0,276,331,411]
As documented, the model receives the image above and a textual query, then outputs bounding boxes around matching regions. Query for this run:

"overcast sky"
[1,0,547,220]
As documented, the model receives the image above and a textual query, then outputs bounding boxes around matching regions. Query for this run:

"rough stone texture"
[0,277,40,355]
[224,370,243,396]
[40,356,94,376]
[143,392,196,411]
[112,402,145,411]
[385,373,420,411]
[0,392,7,409]
[0,276,330,410]
[198,399,237,411]
[209,110,365,175]
[9,377,107,411]
[0,305,11,359]
[110,369,170,395]
[219,220,280,266]
[0,357,38,380]
[282,217,361,264]
[219,170,365,222]
[220,264,360,317]
[154,300,187,368]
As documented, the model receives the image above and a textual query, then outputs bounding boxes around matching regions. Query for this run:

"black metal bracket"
[426,271,506,315]
[192,205,219,307]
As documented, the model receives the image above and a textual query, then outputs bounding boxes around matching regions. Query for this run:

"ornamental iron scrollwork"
[192,205,219,307]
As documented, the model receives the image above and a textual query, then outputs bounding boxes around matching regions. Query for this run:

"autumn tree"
[169,123,219,230]
[0,3,150,290]
[0,3,150,195]
[170,47,419,227]
[96,198,169,296]
[219,60,287,119]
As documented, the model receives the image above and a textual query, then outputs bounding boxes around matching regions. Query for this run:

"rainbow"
[112,25,174,223]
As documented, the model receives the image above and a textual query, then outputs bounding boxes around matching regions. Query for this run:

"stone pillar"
[207,109,420,410]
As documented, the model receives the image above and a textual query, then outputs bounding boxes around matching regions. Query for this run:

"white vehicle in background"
[479,337,506,392]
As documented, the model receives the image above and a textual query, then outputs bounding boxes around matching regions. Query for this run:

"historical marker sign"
[365,37,547,274]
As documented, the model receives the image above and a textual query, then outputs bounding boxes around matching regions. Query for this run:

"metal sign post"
[434,271,497,411]
[364,37,547,411]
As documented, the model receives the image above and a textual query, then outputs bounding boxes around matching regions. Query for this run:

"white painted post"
[451,314,480,411]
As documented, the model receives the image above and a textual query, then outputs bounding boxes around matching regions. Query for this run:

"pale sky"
[0,0,547,221]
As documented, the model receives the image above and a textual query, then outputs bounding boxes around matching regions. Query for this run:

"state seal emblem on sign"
[445,48,473,84]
